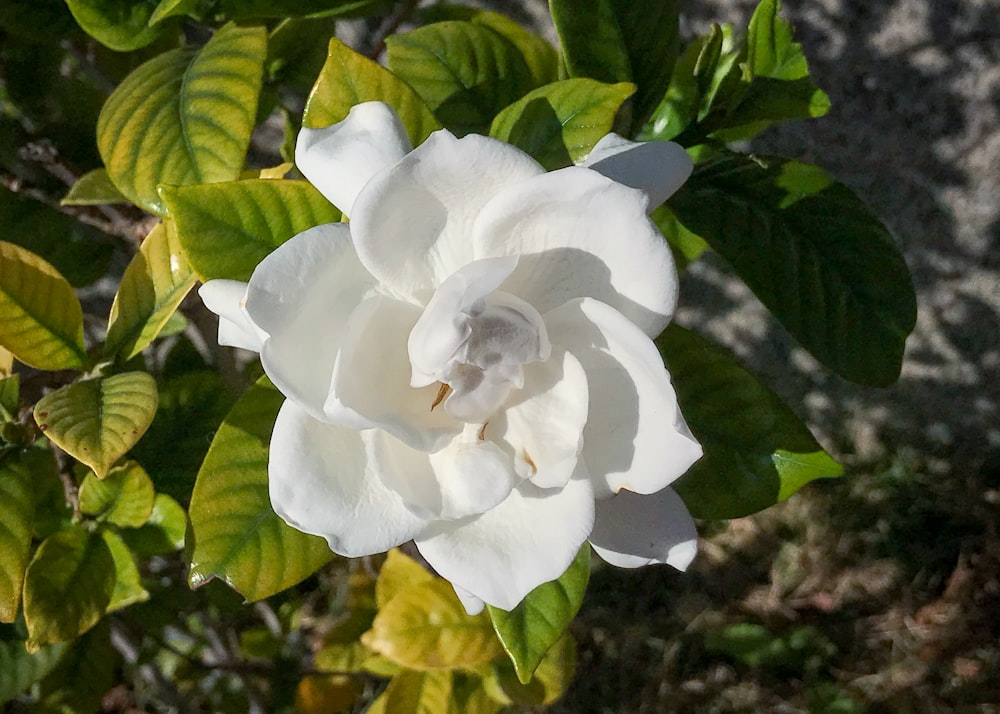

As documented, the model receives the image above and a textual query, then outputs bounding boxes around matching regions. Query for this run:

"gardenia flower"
[200,102,702,613]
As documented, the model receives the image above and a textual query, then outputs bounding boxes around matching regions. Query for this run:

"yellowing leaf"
[34,372,159,479]
[295,674,361,714]
[382,670,453,714]
[23,527,115,648]
[104,221,196,360]
[78,460,155,528]
[0,346,13,377]
[303,38,440,145]
[97,24,266,215]
[362,579,502,671]
[0,241,86,371]
[60,169,127,206]
[376,548,434,609]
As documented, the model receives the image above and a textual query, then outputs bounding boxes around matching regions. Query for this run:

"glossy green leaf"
[667,153,916,386]
[0,241,86,371]
[119,493,186,557]
[380,669,453,714]
[64,0,163,51]
[78,460,155,528]
[0,636,66,706]
[303,37,441,145]
[386,21,535,136]
[2,186,114,287]
[130,370,234,500]
[104,220,196,360]
[658,324,843,519]
[36,619,119,713]
[484,631,576,706]
[362,578,502,670]
[472,11,558,88]
[216,0,388,19]
[549,0,631,86]
[97,24,267,216]
[23,527,115,648]
[266,17,337,90]
[33,372,159,479]
[490,79,635,169]
[550,0,680,132]
[61,168,128,206]
[487,544,589,683]
[0,448,49,622]
[148,0,198,25]
[187,379,333,601]
[162,179,340,281]
[101,529,149,612]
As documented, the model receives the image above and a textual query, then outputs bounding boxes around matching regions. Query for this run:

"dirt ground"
[476,0,1000,711]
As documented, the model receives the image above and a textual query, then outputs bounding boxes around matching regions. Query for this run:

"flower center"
[408,256,550,423]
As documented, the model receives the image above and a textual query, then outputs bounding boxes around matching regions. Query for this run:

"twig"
[110,619,195,714]
[367,0,420,59]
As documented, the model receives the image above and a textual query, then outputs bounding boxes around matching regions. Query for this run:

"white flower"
[200,102,702,613]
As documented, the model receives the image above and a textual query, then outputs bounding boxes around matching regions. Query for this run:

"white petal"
[350,129,545,302]
[268,400,429,557]
[589,486,697,570]
[407,256,519,388]
[545,298,702,499]
[329,296,462,452]
[473,166,678,337]
[296,102,412,216]
[451,584,485,616]
[243,223,377,421]
[581,134,692,212]
[371,427,517,520]
[415,465,595,611]
[199,279,264,352]
[497,349,588,489]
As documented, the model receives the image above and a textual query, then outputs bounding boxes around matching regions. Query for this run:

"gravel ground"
[471,1,1000,711]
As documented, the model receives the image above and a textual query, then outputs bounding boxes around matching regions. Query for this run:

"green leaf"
[25,450,70,541]
[549,0,631,86]
[2,186,114,287]
[78,460,155,528]
[658,324,843,519]
[0,448,49,622]
[64,0,164,51]
[551,0,681,132]
[162,178,340,281]
[100,529,149,612]
[119,493,186,557]
[187,379,333,601]
[386,21,535,136]
[0,241,86,371]
[33,372,159,479]
[149,0,198,25]
[23,527,115,648]
[490,79,635,169]
[0,374,18,420]
[36,619,119,713]
[97,24,267,216]
[104,220,196,361]
[484,631,576,706]
[61,168,128,206]
[0,636,66,706]
[471,11,558,88]
[362,578,502,670]
[216,0,389,19]
[130,370,234,500]
[302,38,441,145]
[667,153,916,386]
[487,544,589,683]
